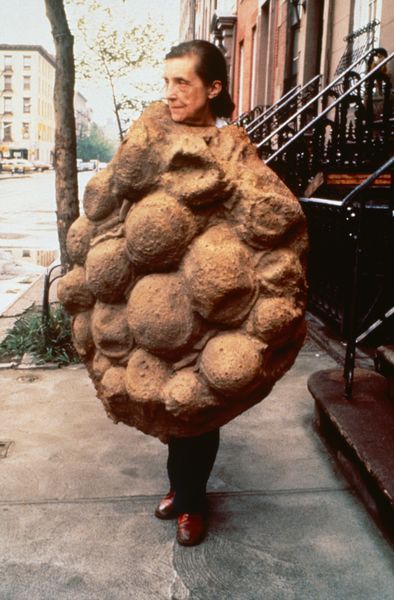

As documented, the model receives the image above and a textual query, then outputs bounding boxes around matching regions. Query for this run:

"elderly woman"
[154,40,235,547]
[60,38,307,551]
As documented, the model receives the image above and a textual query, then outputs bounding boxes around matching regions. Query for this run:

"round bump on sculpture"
[57,266,95,314]
[101,366,127,400]
[200,332,265,395]
[85,238,133,303]
[127,273,200,358]
[66,215,95,266]
[257,249,306,301]
[91,301,133,359]
[83,168,118,222]
[162,368,220,418]
[124,193,197,271]
[233,188,305,249]
[91,351,112,380]
[71,310,93,357]
[183,224,257,325]
[125,348,170,403]
[249,297,303,347]
[110,122,159,201]
[161,134,230,207]
[265,320,307,382]
[286,225,309,264]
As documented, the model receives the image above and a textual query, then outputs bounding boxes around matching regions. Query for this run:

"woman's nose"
[165,82,177,100]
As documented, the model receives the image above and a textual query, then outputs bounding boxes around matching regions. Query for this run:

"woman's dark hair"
[165,40,235,119]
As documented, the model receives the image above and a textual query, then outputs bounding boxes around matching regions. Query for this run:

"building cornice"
[0,44,56,68]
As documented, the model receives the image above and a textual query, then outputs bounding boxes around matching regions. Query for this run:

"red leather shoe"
[154,491,177,520]
[176,513,206,546]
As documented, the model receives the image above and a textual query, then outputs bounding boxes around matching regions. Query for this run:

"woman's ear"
[208,80,223,99]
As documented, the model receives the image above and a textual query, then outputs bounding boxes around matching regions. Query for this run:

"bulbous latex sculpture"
[58,102,308,441]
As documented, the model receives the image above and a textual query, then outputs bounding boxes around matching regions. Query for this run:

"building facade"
[179,1,237,93]
[181,0,394,117]
[74,91,92,140]
[0,44,56,163]
[235,0,393,117]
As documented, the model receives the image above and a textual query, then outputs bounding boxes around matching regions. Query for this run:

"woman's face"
[163,53,222,126]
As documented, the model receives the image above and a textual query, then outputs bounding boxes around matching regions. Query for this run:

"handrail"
[247,75,320,135]
[342,155,394,207]
[235,87,299,128]
[265,51,394,162]
[245,85,300,132]
[301,157,394,399]
[339,156,394,399]
[299,156,394,209]
[259,47,379,152]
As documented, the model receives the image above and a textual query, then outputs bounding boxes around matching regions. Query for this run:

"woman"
[154,40,235,547]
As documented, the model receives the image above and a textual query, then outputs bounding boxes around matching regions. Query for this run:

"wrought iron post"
[42,263,63,327]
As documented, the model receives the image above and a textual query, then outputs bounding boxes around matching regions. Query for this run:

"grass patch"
[0,305,80,365]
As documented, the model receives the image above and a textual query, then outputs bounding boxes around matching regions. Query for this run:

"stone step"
[308,368,394,542]
[375,345,394,403]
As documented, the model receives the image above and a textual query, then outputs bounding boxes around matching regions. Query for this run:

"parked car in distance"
[0,158,35,174]
[77,160,96,172]
[98,162,108,170]
[32,160,52,172]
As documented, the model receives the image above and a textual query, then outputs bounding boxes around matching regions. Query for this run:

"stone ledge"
[308,368,394,541]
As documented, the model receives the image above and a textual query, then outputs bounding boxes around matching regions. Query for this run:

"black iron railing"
[300,155,394,398]
[243,86,298,131]
[234,103,270,129]
[342,156,394,397]
[232,86,299,128]
[246,75,321,145]
[42,263,63,325]
[262,50,393,194]
[236,48,393,195]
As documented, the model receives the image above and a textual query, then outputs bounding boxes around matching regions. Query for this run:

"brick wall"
[233,0,258,115]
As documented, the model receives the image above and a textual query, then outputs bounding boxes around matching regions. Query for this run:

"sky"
[0,0,180,126]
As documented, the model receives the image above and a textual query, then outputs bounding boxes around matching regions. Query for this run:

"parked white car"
[0,158,35,174]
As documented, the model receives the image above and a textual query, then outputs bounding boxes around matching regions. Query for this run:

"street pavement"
[1,340,393,599]
[0,171,91,314]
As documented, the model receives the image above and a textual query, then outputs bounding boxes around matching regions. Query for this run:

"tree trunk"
[45,0,79,271]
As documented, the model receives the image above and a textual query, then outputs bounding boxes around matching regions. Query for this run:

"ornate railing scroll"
[262,50,393,194]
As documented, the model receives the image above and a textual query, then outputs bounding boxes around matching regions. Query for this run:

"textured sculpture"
[58,102,308,441]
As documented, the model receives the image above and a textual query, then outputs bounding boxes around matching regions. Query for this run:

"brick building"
[0,44,55,162]
[180,0,394,117]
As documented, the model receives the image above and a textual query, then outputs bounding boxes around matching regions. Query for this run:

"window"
[4,74,12,91]
[23,76,31,91]
[284,3,301,91]
[250,26,257,109]
[22,122,30,139]
[238,41,245,115]
[3,122,12,142]
[23,97,31,113]
[23,55,31,70]
[352,0,382,45]
[4,55,12,71]
[3,97,12,113]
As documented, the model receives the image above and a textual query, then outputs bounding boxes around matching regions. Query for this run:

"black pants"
[167,428,220,513]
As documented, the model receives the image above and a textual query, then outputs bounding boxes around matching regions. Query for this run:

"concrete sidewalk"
[1,341,393,599]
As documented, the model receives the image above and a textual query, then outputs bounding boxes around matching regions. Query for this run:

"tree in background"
[77,123,115,162]
[68,0,165,140]
[45,0,79,271]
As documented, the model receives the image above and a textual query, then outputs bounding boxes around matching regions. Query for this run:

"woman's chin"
[169,109,186,123]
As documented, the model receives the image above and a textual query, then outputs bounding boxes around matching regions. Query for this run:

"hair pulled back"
[165,40,235,119]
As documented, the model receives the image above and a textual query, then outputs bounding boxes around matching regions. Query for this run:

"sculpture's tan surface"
[58,102,308,441]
